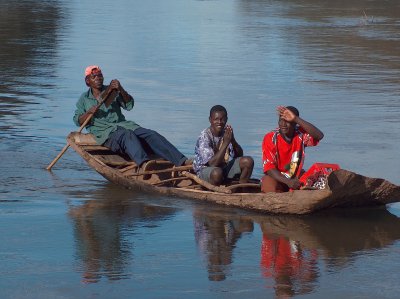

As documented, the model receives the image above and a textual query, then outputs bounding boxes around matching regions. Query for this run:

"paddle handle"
[46,143,70,171]
[46,88,114,171]
[45,112,96,171]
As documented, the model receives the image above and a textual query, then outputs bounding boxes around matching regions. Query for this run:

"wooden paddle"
[46,87,117,171]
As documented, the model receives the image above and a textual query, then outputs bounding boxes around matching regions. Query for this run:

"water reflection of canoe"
[190,206,400,296]
[67,132,400,215]
[258,207,400,259]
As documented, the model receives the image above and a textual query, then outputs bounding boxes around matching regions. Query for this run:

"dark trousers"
[104,126,187,166]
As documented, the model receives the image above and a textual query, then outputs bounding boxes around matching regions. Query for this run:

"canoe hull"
[67,132,400,214]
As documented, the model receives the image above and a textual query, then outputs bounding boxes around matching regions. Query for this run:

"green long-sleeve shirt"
[73,86,140,145]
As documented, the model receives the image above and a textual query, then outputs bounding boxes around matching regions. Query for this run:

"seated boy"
[193,105,254,186]
[261,106,324,192]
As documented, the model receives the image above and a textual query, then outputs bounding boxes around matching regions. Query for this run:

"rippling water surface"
[0,0,399,298]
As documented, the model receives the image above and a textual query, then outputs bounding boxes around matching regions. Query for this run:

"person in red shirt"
[261,106,324,192]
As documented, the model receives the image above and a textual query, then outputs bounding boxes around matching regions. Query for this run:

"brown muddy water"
[0,0,399,298]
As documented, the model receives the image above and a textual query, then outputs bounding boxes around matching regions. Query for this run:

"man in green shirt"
[73,65,190,167]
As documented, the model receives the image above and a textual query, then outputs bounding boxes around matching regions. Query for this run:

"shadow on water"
[66,184,178,284]
[193,206,400,297]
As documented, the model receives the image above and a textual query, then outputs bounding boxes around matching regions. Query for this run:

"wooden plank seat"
[74,133,113,152]
[81,145,111,151]
[73,133,98,145]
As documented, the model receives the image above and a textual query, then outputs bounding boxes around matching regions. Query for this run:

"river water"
[0,0,399,298]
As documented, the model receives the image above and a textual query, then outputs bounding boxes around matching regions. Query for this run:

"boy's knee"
[210,168,224,185]
[240,156,254,169]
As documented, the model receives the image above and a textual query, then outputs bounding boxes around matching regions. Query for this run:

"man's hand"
[109,79,122,92]
[109,79,131,103]
[277,106,297,123]
[224,124,244,157]
[222,124,233,146]
[78,105,98,126]
[277,105,324,141]
[286,177,301,190]
[87,105,98,115]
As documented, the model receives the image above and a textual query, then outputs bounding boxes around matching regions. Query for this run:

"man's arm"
[74,85,121,126]
[73,94,95,127]
[207,125,243,167]
[109,79,133,103]
[295,117,324,141]
[267,169,301,190]
[207,138,230,167]
[77,105,97,126]
[278,106,324,141]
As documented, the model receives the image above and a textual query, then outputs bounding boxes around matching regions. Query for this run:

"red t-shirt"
[262,128,319,177]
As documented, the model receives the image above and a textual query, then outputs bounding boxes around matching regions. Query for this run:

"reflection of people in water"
[69,200,132,284]
[193,210,254,281]
[260,234,318,298]
[68,192,177,284]
[258,208,400,297]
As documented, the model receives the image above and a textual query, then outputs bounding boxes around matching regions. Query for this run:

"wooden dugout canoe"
[67,132,400,215]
